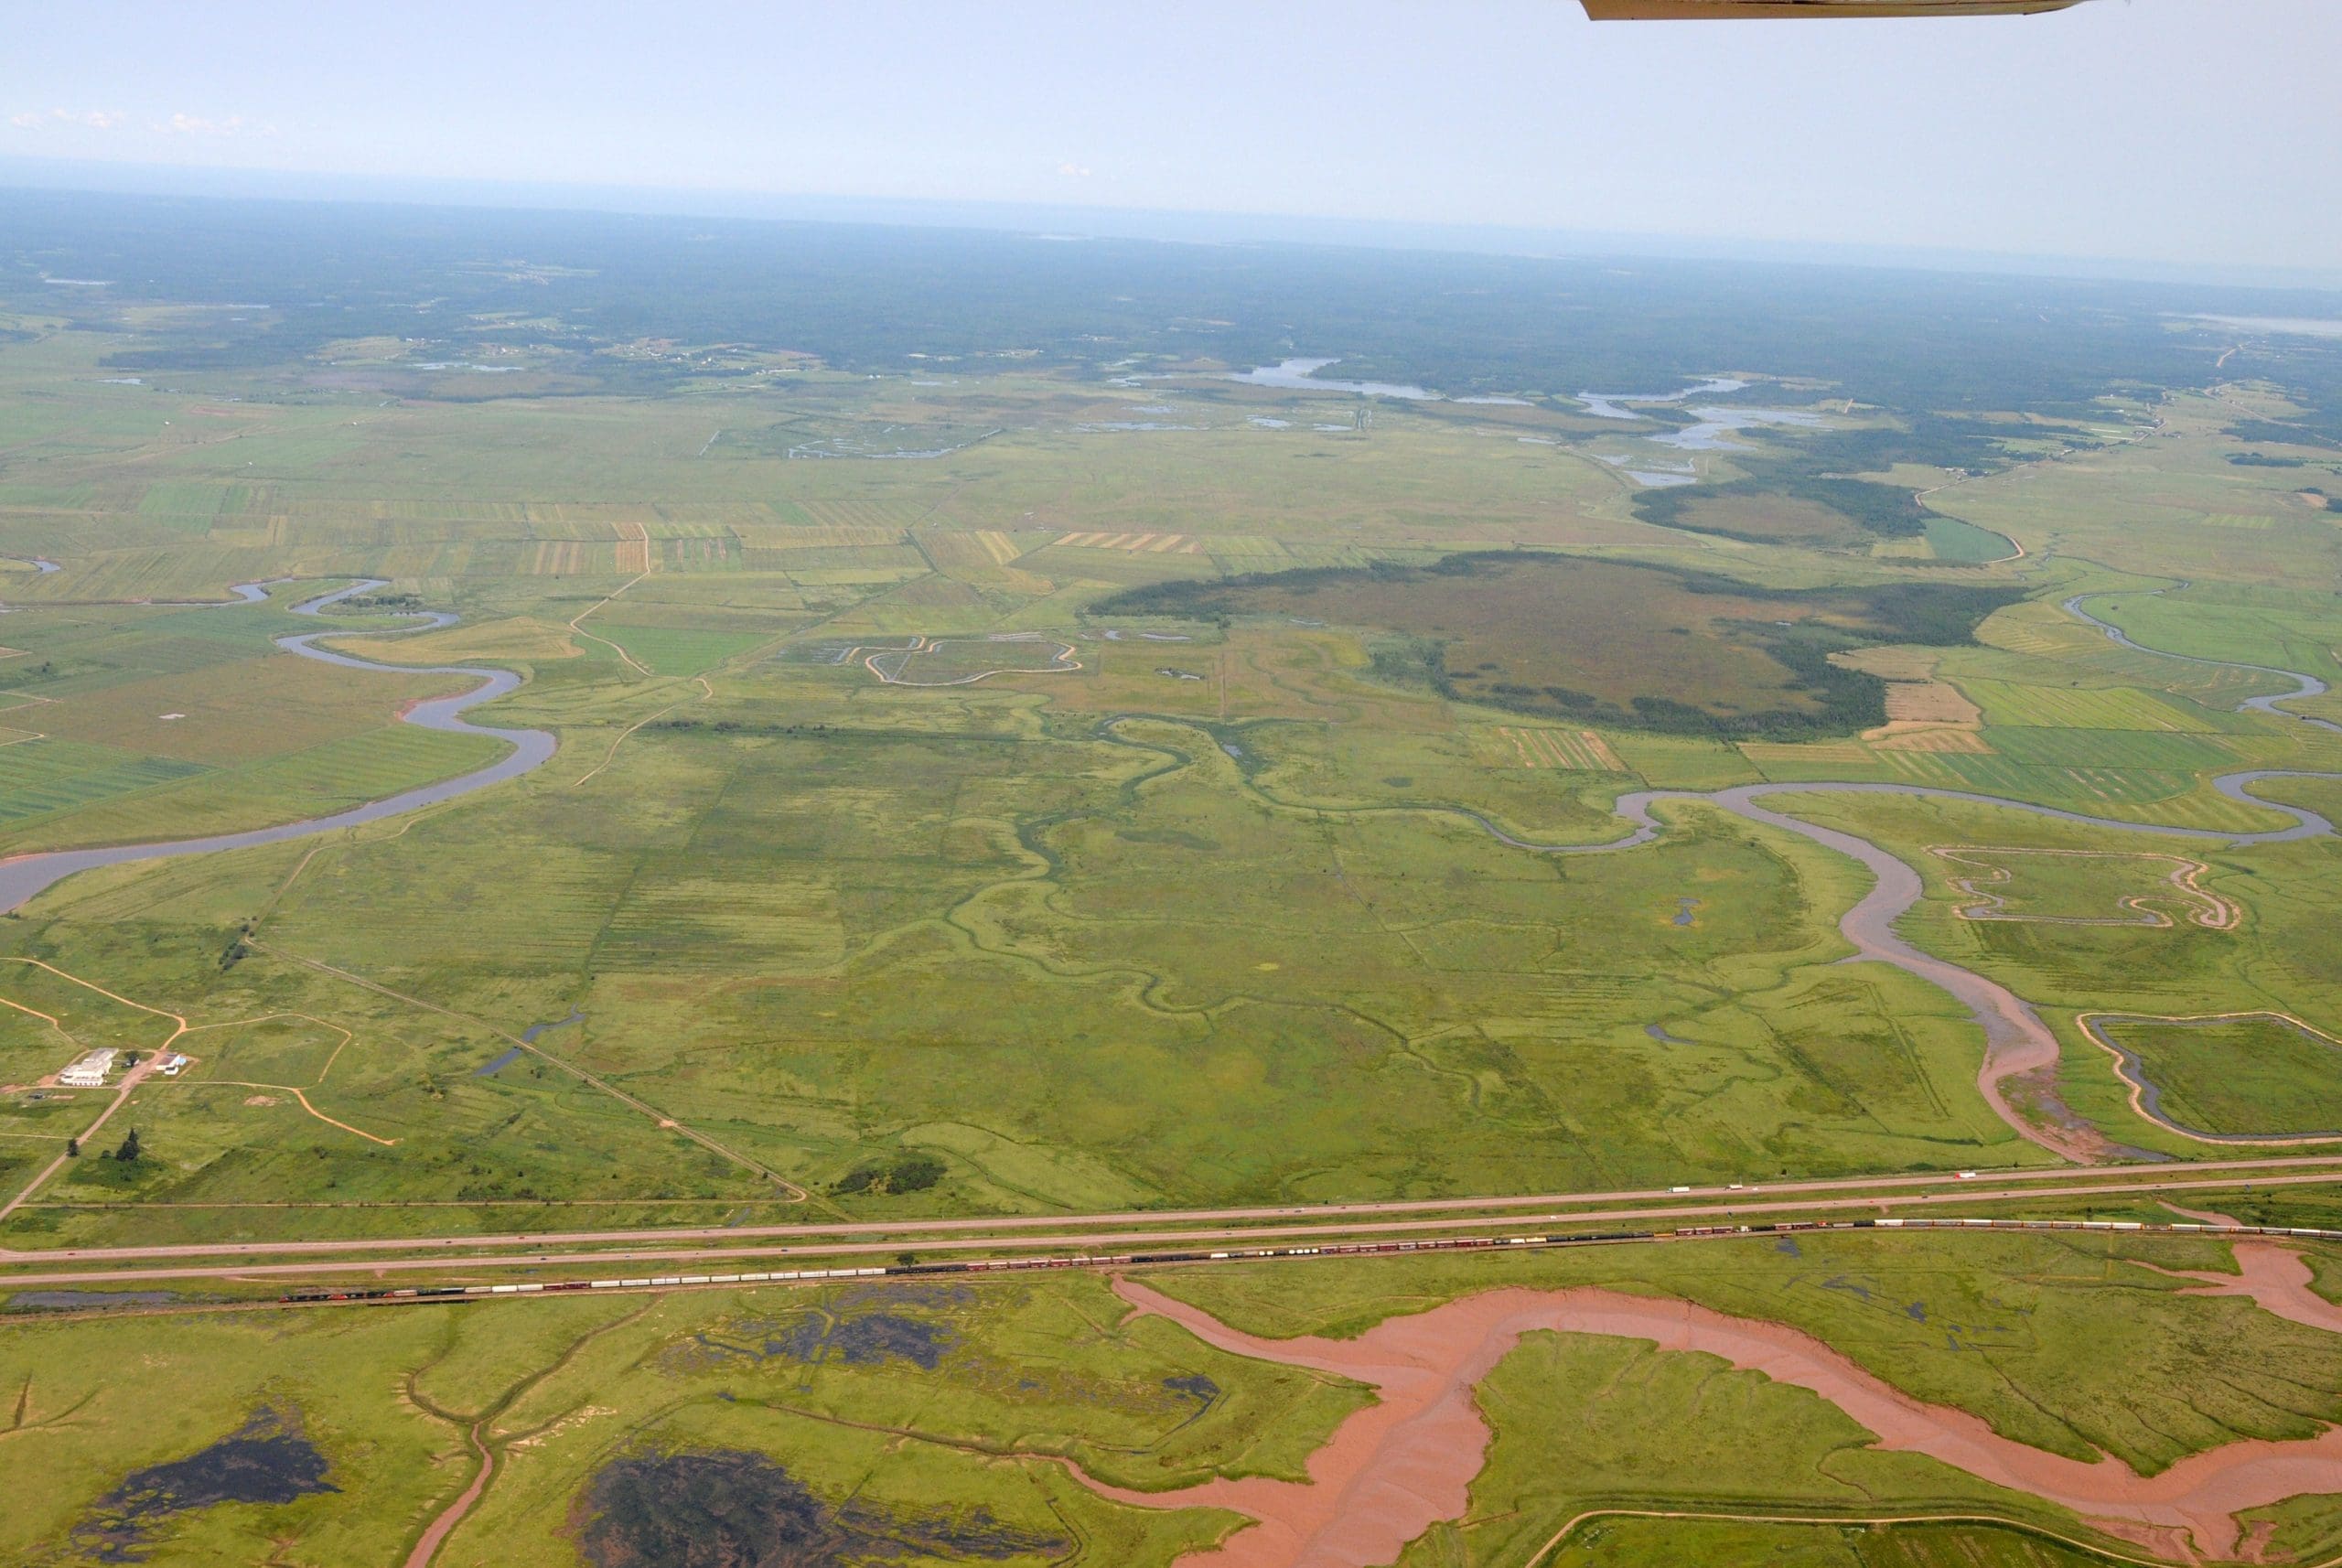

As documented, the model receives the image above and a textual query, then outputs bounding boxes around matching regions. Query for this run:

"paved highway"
[12,1152,2342,1268]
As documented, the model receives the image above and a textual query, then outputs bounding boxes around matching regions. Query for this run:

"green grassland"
[1153,1228,2342,1477]
[0,1272,1362,1567]
[586,621,773,679]
[3,280,2342,1564]
[0,590,493,854]
[2079,585,2342,726]
[1925,389,2342,591]
[1759,787,2342,1156]
[2,1230,2333,1566]
[2095,1015,2342,1138]
[0,689,2049,1247]
[1435,1334,2133,1568]
[0,328,2337,1227]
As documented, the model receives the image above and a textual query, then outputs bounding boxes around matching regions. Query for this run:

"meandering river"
[1106,587,2342,1159]
[7,579,2342,1563]
[5,580,2338,1159]
[0,580,553,914]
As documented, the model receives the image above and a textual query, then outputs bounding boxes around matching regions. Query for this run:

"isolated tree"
[65,1138,79,1157]
[112,1128,141,1164]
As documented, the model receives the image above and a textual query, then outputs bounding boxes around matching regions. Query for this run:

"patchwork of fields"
[1,271,2339,1568]
[1,347,2337,1208]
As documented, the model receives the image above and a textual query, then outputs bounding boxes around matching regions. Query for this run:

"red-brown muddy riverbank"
[1081,1274,2342,1565]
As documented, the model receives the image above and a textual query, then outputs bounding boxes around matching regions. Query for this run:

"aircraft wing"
[1582,0,2084,16]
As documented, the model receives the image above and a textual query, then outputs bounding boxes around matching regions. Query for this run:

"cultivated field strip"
[0,744,205,826]
[1054,531,1206,554]
[1963,679,2215,732]
[1493,726,1626,771]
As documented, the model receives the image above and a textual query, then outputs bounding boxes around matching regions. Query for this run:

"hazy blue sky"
[6,2,2338,275]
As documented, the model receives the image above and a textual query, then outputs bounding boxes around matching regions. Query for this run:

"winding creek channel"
[1074,1273,2342,1566]
[1,583,2337,1158]
[5,581,2342,1566]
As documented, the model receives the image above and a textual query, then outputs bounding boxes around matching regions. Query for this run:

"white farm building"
[59,1048,117,1089]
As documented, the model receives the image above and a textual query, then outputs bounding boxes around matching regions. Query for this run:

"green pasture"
[2098,1014,2342,1138]
[0,1272,1356,1566]
[1922,512,2016,564]
[1763,788,2342,1156]
[0,739,208,827]
[588,622,770,677]
[1928,390,2341,587]
[2080,585,2342,678]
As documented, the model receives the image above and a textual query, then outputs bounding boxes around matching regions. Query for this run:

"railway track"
[6,1161,2336,1304]
[15,1151,2341,1272]
[241,1211,2337,1308]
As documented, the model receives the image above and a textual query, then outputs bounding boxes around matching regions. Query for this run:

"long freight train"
[276,1214,2341,1305]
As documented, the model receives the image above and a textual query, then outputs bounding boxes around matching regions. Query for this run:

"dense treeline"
[1630,416,2094,544]
[2229,415,2342,451]
[8,188,2341,417]
[1636,474,1935,542]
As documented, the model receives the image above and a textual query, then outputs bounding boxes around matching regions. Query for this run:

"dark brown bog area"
[1095,553,2019,737]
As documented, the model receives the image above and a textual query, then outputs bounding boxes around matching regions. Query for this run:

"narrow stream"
[1103,594,2342,1160]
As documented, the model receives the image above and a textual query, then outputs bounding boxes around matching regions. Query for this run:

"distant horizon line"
[5,154,2339,299]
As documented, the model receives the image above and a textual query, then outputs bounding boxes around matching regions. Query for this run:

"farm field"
[1,193,2340,1566]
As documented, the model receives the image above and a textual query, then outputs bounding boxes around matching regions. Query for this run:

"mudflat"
[1086,1273,2342,1564]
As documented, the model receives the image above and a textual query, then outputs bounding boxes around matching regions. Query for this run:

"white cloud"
[1057,161,1092,179]
[24,108,125,130]
[157,112,249,136]
[8,107,278,138]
